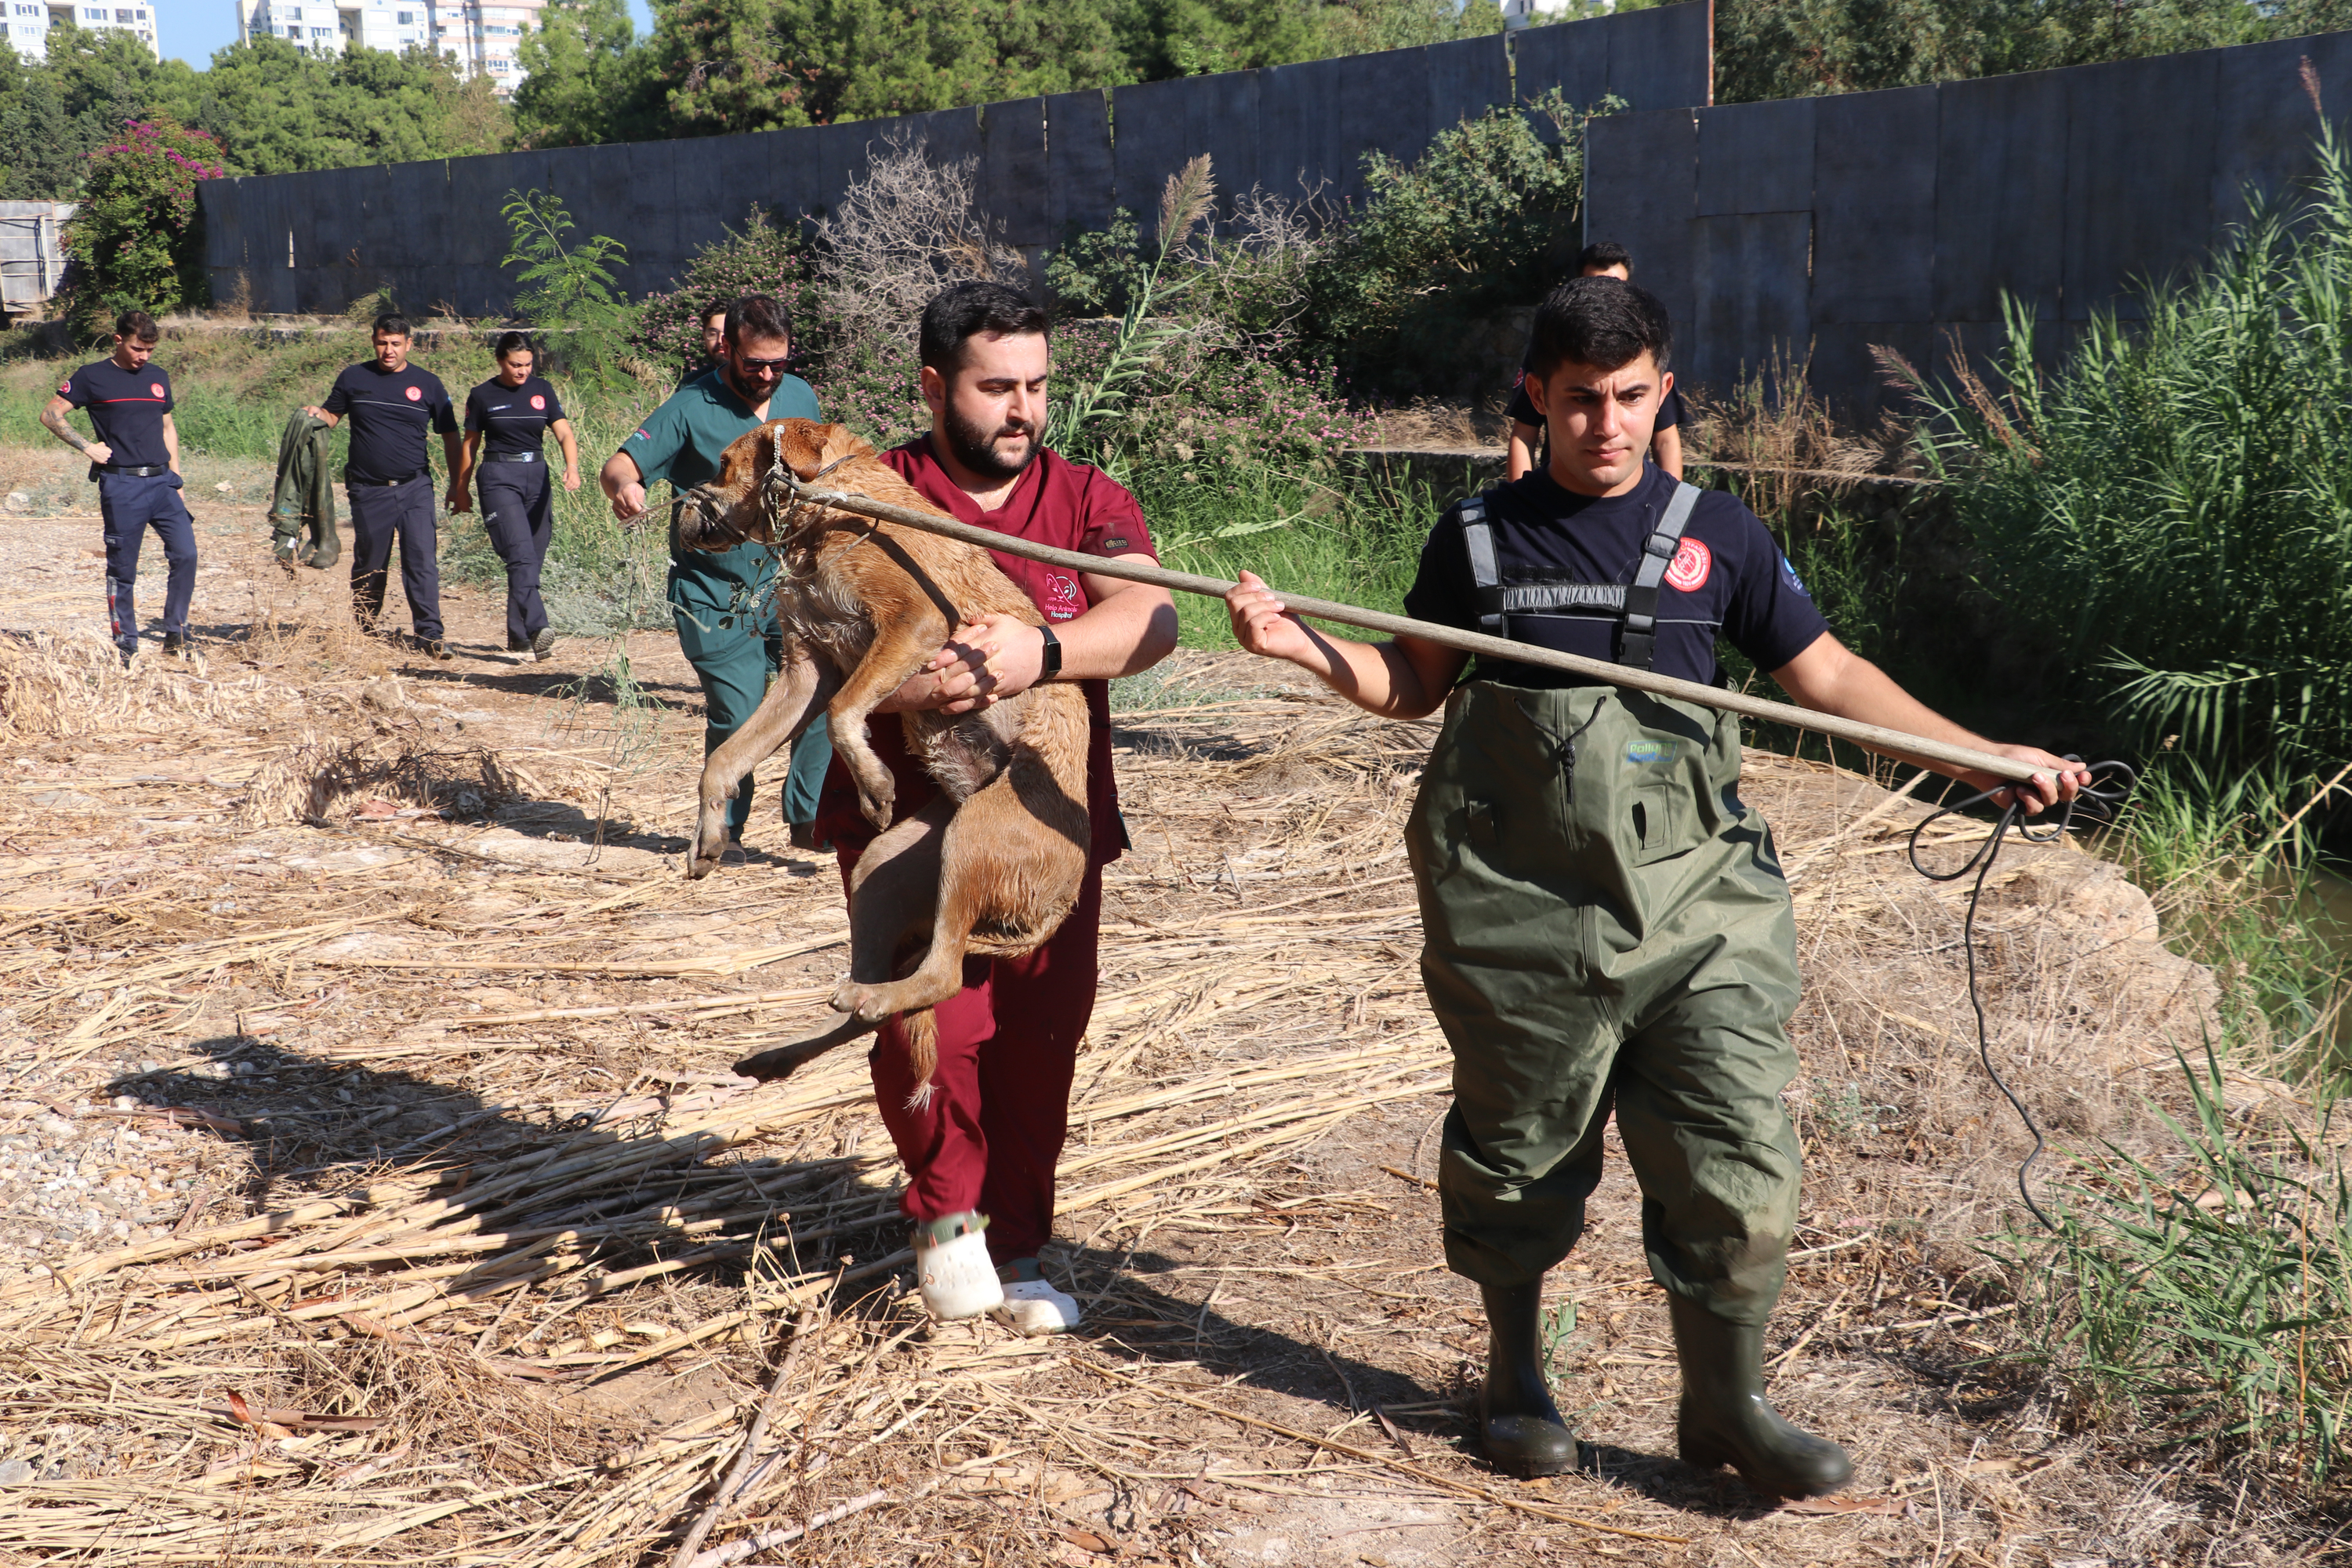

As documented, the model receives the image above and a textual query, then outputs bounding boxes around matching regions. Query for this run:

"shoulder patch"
[1780,554,1810,597]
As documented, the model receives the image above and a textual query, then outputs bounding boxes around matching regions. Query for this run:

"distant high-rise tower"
[6,2,162,60]
[234,0,546,97]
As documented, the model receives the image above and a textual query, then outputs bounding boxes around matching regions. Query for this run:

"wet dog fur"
[674,419,1091,1099]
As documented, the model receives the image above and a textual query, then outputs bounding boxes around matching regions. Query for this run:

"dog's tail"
[902,1006,940,1112]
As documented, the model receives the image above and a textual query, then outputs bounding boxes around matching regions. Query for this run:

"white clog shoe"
[993,1277,1082,1336]
[913,1215,1004,1320]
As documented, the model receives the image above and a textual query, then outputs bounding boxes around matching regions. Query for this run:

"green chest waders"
[1406,677,1805,1327]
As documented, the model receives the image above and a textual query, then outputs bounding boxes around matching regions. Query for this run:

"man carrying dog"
[1225,276,2088,1497]
[811,281,1178,1336]
[42,308,197,662]
[601,293,827,855]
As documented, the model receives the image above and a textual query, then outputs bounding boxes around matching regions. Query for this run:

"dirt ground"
[0,440,2326,1566]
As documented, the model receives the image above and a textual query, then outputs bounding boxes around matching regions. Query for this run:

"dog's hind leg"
[689,648,839,879]
[829,775,1082,1029]
[732,800,946,1080]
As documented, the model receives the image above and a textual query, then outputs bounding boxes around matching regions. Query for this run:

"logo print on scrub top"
[1780,554,1809,596]
[149,383,163,397]
[1664,538,1711,592]
[531,394,546,411]
[405,385,423,401]
[1625,737,1679,765]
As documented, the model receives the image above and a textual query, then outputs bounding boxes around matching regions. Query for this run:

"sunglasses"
[735,354,791,373]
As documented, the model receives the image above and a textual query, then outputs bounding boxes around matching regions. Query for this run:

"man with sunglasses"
[601,293,829,855]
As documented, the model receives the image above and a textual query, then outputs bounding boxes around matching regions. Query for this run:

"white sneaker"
[913,1221,1004,1320]
[993,1277,1081,1336]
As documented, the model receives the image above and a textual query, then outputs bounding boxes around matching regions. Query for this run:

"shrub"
[1303,87,1602,395]
[631,205,818,378]
[57,116,220,334]
[1900,125,2352,782]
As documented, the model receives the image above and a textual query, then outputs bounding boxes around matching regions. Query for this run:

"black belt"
[482,452,542,465]
[350,473,426,487]
[97,463,169,477]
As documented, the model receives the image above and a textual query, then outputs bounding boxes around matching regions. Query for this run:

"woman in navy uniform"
[42,308,198,661]
[451,332,580,662]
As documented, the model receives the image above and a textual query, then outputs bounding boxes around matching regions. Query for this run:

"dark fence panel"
[1931,71,2067,325]
[201,4,1707,314]
[1813,86,1935,326]
[1584,107,1697,333]
[980,97,1049,247]
[1428,34,1510,129]
[1584,28,2352,418]
[1509,13,1611,108]
[1044,90,1115,238]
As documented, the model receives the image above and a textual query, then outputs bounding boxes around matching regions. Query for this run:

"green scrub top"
[621,368,822,612]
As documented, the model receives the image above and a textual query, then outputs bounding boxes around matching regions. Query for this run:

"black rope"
[1904,757,2138,1230]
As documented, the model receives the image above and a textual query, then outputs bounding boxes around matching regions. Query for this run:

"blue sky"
[160,0,659,67]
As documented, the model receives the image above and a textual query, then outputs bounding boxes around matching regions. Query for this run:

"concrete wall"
[1585,31,2352,418]
[199,4,1708,317]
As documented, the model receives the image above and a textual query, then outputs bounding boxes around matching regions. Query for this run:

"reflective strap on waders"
[1459,495,1504,636]
[1616,481,1702,672]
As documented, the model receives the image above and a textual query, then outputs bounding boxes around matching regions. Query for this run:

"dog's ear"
[771,418,830,478]
[816,423,876,470]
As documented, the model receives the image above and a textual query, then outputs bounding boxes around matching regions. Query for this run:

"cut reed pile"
[0,591,2322,1565]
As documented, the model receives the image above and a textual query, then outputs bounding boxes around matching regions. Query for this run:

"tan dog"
[675,419,1091,1100]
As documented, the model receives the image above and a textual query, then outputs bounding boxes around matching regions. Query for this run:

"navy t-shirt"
[1403,463,1829,689]
[463,375,568,457]
[323,362,457,483]
[59,358,173,470]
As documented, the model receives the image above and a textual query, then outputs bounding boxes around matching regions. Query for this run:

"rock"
[1979,851,2239,1069]
[212,481,235,493]
[3,492,28,513]
[0,1459,31,1485]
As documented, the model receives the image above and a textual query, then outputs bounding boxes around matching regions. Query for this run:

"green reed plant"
[1901,124,2352,781]
[1997,1047,2352,1491]
[2111,757,2352,1074]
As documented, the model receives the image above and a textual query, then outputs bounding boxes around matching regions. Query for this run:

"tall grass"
[2114,757,2352,1074]
[1903,125,2352,781]
[1998,1048,2352,1490]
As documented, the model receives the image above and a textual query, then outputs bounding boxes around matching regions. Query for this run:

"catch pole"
[783,479,2048,788]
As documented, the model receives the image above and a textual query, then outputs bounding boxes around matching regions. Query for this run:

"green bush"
[630,208,818,382]
[57,116,219,332]
[1904,128,2352,782]
[1304,88,1600,395]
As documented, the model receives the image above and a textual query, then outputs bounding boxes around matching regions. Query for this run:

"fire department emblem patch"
[1664,538,1711,593]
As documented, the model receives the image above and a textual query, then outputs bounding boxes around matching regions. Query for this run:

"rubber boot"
[1477,1281,1576,1478]
[1668,1293,1853,1498]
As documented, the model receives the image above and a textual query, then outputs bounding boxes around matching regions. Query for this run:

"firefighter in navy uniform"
[452,331,581,662]
[304,312,463,660]
[42,309,198,662]
[1225,276,2090,1497]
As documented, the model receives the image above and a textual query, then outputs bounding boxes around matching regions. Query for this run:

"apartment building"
[234,0,545,95]
[5,1,161,60]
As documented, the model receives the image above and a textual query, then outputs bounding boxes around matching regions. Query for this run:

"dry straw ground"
[0,471,2328,1566]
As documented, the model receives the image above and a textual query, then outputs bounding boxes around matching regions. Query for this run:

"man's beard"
[943,404,1039,482]
[724,365,772,404]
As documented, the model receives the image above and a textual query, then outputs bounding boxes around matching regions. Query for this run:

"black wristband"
[1036,622,1062,680]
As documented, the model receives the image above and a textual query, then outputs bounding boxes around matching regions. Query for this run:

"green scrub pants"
[670,582,783,842]
[1405,681,1805,1328]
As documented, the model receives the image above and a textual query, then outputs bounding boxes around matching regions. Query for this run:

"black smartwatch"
[1036,622,1062,680]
